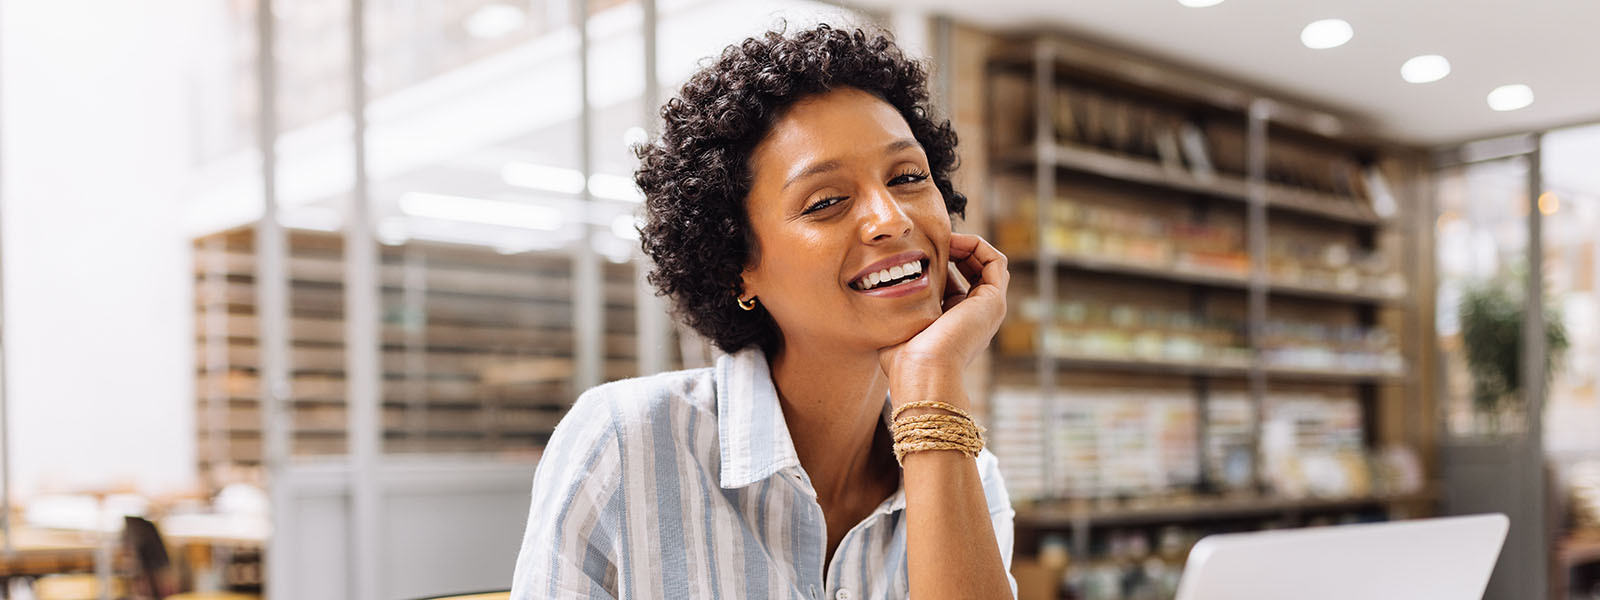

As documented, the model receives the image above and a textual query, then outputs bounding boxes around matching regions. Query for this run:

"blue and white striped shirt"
[511,347,1017,599]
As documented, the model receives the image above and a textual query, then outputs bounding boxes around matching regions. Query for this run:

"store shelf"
[999,143,1249,201]
[1000,144,1389,227]
[1005,354,1252,378]
[1017,255,1405,308]
[1265,184,1387,226]
[1015,490,1438,529]
[1266,280,1403,306]
[1018,254,1250,290]
[1002,354,1404,384]
[985,32,1428,551]
[1262,365,1407,384]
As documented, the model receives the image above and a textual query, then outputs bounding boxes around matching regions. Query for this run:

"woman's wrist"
[889,376,969,413]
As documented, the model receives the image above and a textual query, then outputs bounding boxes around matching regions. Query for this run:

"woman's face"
[740,87,952,354]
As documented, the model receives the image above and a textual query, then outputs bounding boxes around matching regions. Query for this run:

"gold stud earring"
[737,296,758,311]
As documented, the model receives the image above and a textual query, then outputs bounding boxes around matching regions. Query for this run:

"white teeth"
[854,259,925,290]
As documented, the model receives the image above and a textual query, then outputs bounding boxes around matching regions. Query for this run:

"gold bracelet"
[891,400,973,422]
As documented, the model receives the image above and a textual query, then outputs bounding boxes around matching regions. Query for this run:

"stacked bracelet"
[890,400,986,466]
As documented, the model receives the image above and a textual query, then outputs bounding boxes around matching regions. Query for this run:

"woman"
[512,24,1015,599]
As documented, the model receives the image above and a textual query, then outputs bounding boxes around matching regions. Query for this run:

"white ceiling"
[850,0,1600,146]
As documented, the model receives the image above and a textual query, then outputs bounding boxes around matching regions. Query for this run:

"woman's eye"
[889,171,930,186]
[802,196,846,215]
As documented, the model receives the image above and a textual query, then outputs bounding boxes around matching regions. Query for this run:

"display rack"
[192,226,643,484]
[982,35,1432,577]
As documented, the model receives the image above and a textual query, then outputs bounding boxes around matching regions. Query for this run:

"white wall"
[1,0,200,498]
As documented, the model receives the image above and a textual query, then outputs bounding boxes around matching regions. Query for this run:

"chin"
[879,306,941,347]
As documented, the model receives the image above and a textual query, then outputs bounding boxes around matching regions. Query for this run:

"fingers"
[941,268,968,312]
[948,233,1009,293]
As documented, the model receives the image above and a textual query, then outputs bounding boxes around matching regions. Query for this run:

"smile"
[850,259,928,291]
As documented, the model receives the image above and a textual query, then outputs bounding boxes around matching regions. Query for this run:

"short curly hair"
[634,23,966,355]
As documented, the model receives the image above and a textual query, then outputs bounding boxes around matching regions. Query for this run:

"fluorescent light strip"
[502,162,643,202]
[399,192,563,230]
[502,162,585,195]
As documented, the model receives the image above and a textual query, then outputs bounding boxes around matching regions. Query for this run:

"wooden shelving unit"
[192,226,648,483]
[982,35,1432,573]
[1014,489,1438,530]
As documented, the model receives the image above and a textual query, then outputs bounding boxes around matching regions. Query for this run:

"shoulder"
[562,366,718,435]
[541,367,719,469]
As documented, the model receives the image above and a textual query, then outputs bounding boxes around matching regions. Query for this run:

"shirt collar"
[713,347,910,515]
[715,346,803,489]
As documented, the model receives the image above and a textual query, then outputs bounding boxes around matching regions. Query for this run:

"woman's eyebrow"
[783,159,842,191]
[781,138,923,191]
[882,137,920,155]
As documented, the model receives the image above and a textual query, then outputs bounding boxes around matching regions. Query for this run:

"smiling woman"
[511,24,1017,599]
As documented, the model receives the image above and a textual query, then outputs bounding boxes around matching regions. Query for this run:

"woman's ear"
[738,265,760,300]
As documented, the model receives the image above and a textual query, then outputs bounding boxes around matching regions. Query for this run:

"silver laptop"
[1175,513,1509,600]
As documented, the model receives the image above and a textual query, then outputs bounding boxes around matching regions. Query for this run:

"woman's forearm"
[899,388,1013,599]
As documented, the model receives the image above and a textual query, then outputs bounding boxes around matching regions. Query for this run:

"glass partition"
[1434,156,1531,437]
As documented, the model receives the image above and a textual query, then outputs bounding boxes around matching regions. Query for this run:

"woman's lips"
[851,268,931,298]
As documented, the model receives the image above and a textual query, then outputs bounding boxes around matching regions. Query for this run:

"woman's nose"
[859,185,912,243]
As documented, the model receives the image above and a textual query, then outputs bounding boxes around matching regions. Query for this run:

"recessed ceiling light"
[1178,0,1225,7]
[1487,84,1535,111]
[1301,19,1353,49]
[1400,54,1451,83]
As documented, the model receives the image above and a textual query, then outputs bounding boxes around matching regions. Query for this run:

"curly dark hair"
[634,23,966,355]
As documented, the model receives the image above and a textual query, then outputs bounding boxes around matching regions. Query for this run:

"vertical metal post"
[933,15,953,118]
[1521,135,1548,599]
[255,1,293,598]
[573,0,602,391]
[0,0,11,560]
[1245,100,1270,492]
[1032,40,1069,554]
[635,0,669,376]
[202,237,230,489]
[346,0,380,598]
[402,247,427,448]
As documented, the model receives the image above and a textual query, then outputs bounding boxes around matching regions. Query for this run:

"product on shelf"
[1261,393,1367,499]
[1259,318,1403,374]
[1005,296,1251,368]
[1267,235,1406,298]
[995,194,1249,280]
[992,386,1199,501]
[1204,393,1256,493]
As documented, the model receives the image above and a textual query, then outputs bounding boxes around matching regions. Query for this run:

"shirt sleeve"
[977,448,1020,599]
[511,389,625,600]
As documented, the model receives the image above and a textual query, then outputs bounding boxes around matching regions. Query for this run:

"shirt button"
[835,589,853,600]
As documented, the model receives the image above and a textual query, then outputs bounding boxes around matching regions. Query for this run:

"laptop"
[1175,513,1509,600]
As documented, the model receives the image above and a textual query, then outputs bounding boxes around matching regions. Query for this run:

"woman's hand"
[878,233,1009,406]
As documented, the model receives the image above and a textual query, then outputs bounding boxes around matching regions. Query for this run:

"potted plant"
[1457,272,1569,435]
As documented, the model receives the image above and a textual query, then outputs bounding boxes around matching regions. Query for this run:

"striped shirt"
[511,346,1017,599]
